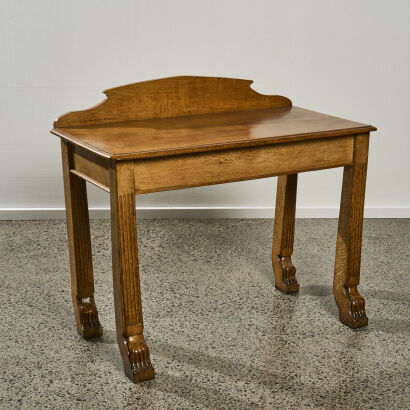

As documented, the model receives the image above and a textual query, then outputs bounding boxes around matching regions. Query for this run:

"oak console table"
[52,76,376,383]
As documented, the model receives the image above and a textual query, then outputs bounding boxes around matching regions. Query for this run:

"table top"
[52,76,376,160]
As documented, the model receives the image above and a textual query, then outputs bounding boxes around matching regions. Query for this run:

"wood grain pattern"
[56,76,376,383]
[61,140,103,339]
[54,76,291,127]
[272,174,299,293]
[53,106,376,161]
[132,136,354,194]
[51,76,375,161]
[110,160,155,383]
[72,146,110,188]
[334,133,370,328]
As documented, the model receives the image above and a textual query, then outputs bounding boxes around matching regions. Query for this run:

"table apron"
[71,146,111,191]
[132,135,354,194]
[67,135,355,194]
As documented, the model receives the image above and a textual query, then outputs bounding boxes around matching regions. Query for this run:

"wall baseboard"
[0,207,408,220]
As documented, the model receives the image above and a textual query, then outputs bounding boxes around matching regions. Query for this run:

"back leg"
[272,174,299,294]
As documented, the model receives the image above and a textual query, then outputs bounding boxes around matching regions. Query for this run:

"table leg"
[61,141,103,339]
[272,174,299,293]
[110,161,155,383]
[334,133,369,328]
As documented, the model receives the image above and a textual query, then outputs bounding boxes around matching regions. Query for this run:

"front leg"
[110,161,155,383]
[272,174,299,293]
[334,133,369,328]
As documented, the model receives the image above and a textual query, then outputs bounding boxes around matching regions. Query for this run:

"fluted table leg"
[272,174,299,294]
[110,161,155,383]
[61,140,103,339]
[334,133,369,328]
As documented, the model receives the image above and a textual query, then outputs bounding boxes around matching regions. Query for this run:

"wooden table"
[52,76,376,383]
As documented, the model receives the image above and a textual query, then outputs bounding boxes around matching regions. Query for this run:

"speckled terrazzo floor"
[0,219,409,409]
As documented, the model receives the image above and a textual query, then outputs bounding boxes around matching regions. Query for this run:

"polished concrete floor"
[0,219,409,409]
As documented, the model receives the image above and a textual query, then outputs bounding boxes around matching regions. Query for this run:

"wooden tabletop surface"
[52,76,376,160]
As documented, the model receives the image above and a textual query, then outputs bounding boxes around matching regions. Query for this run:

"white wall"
[1,0,409,218]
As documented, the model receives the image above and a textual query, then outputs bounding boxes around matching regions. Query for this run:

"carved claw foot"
[336,286,368,329]
[76,297,103,339]
[122,334,155,383]
[273,256,299,294]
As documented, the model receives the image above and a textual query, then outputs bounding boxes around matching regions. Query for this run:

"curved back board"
[54,76,292,128]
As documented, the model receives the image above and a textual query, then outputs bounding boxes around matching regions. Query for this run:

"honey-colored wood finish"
[55,76,292,127]
[54,76,376,383]
[54,108,375,162]
[272,174,299,293]
[61,141,103,339]
[52,76,375,160]
[334,133,370,328]
[72,146,110,189]
[132,136,353,194]
[110,161,154,382]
